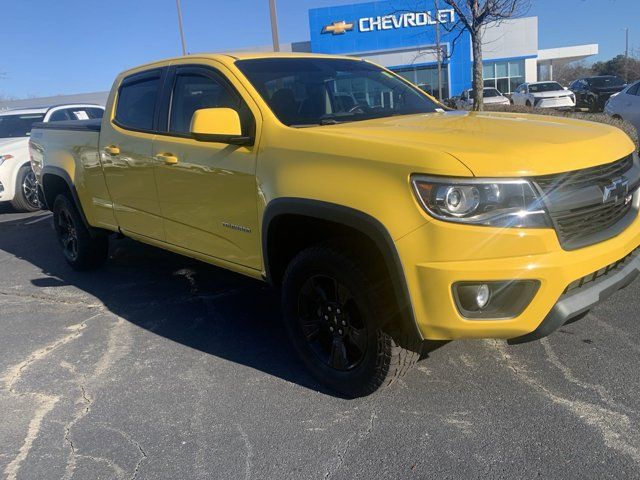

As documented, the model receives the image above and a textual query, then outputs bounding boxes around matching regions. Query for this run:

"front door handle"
[156,153,179,165]
[104,145,120,156]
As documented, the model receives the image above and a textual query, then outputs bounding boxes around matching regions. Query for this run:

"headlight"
[411,176,551,228]
[0,154,14,166]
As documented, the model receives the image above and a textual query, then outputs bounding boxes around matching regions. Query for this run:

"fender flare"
[40,166,92,231]
[262,197,423,341]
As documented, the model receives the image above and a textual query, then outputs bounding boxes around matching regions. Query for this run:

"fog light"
[476,284,490,309]
[453,280,540,320]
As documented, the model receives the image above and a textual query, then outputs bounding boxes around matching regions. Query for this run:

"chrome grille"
[553,201,632,247]
[535,155,633,192]
[533,155,637,250]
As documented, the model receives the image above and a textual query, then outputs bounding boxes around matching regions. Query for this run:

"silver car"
[604,80,640,136]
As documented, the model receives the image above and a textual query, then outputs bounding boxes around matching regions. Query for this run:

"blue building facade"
[308,1,472,98]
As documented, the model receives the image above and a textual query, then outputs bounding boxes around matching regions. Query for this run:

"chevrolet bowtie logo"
[322,20,354,35]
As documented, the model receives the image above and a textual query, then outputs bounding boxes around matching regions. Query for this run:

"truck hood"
[0,137,28,153]
[311,111,635,177]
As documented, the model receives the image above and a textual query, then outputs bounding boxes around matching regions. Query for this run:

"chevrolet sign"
[323,9,455,35]
[322,21,355,35]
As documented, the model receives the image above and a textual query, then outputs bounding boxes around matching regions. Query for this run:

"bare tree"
[443,0,530,110]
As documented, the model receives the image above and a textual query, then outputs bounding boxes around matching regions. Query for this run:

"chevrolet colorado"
[29,53,640,397]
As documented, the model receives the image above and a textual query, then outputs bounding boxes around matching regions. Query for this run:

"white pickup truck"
[0,104,104,211]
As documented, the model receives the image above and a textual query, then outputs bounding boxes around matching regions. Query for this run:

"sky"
[0,0,638,98]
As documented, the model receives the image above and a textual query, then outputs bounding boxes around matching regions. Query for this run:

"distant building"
[0,91,108,111]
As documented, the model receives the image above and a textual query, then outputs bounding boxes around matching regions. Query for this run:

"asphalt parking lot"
[1,203,639,480]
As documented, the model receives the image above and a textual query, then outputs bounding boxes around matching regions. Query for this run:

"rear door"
[152,62,261,269]
[99,69,166,240]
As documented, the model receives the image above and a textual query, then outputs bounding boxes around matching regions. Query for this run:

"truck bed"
[31,118,102,132]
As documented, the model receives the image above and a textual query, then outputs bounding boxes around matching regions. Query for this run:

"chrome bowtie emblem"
[602,177,629,204]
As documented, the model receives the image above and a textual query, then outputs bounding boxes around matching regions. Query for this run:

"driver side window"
[169,73,240,135]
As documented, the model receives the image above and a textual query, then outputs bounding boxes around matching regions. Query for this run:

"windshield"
[529,82,563,93]
[235,58,440,126]
[0,113,45,138]
[588,76,625,88]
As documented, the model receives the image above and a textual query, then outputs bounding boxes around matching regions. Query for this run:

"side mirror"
[190,108,253,145]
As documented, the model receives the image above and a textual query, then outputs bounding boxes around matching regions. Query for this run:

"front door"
[152,64,261,269]
[100,69,165,240]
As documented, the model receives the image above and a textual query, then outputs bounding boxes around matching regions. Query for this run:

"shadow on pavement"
[0,215,333,394]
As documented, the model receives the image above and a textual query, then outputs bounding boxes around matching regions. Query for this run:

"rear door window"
[115,71,162,131]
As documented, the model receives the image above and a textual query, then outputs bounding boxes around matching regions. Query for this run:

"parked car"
[569,75,626,112]
[604,80,640,136]
[0,104,104,211]
[30,53,640,397]
[455,88,510,109]
[511,81,575,109]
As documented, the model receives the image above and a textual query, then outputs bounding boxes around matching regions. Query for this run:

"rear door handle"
[156,153,179,165]
[104,145,120,156]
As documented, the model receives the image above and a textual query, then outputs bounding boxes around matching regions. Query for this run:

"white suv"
[0,104,104,211]
[511,81,575,109]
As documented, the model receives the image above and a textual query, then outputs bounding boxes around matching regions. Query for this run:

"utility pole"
[176,0,187,55]
[269,0,280,52]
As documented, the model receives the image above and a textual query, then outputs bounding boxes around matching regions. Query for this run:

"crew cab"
[511,81,575,109]
[0,104,104,211]
[29,53,640,397]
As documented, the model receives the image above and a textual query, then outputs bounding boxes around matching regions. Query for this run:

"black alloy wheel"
[52,194,109,271]
[297,274,368,371]
[56,204,79,263]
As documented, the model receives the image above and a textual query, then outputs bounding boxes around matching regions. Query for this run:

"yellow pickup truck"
[29,53,640,397]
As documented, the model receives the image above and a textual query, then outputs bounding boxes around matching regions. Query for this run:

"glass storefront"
[482,59,525,94]
[393,65,450,100]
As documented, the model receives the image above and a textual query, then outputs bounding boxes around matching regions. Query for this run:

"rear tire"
[52,194,108,271]
[282,245,420,398]
[11,165,41,212]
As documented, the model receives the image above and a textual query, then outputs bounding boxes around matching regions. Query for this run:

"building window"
[391,65,449,100]
[482,59,524,94]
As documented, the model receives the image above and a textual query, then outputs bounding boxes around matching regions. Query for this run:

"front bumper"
[535,97,575,109]
[0,162,16,202]
[509,246,640,343]
[395,208,640,341]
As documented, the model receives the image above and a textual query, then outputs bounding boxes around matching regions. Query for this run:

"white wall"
[481,17,538,61]
[525,57,538,83]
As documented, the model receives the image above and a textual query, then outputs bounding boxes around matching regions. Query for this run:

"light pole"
[623,27,629,83]
[269,0,280,52]
[176,0,187,55]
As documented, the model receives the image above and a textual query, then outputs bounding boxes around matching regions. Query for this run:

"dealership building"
[0,0,599,110]
[285,0,599,99]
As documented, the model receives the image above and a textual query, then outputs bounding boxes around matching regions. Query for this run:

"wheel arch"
[262,198,422,341]
[41,166,91,231]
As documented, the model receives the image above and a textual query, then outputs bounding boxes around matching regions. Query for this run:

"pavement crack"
[0,290,103,309]
[235,423,253,480]
[324,410,378,479]
[2,315,100,480]
[486,339,640,464]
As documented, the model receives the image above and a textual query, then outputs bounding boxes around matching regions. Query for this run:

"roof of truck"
[124,52,360,72]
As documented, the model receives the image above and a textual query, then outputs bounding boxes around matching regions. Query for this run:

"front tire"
[11,165,40,212]
[53,194,108,271]
[282,245,420,398]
